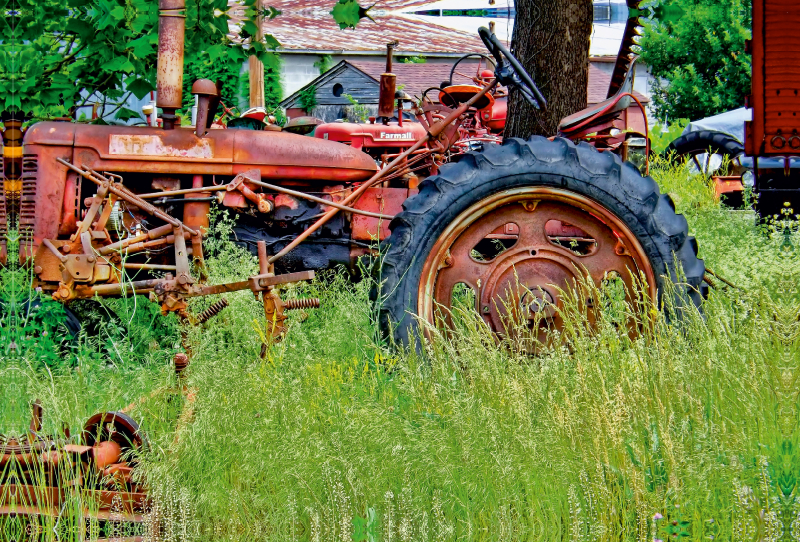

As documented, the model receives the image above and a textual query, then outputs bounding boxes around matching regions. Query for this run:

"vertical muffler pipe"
[156,0,185,130]
[378,40,398,123]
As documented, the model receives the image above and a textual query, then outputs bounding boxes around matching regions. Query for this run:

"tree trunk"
[505,0,593,139]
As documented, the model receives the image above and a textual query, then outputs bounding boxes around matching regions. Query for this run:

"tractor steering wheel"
[478,27,547,110]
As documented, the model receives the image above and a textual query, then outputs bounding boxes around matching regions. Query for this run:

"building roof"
[281,58,648,108]
[349,60,489,97]
[228,0,488,54]
[588,63,649,104]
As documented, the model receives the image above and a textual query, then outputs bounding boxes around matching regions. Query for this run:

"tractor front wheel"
[377,136,705,347]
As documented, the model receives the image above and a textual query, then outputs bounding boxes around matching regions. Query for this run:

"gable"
[281,61,381,108]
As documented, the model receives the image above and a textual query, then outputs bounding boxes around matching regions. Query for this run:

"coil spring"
[284,298,321,310]
[197,298,229,323]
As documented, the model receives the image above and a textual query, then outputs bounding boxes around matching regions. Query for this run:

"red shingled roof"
[228,0,487,53]
[347,60,648,104]
[349,60,489,97]
[587,63,649,104]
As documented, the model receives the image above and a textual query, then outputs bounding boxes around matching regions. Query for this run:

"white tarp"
[682,107,750,143]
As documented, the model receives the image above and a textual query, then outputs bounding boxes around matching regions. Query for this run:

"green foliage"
[264,55,283,110]
[330,0,374,30]
[314,54,334,74]
[649,118,690,154]
[297,85,317,112]
[2,0,280,120]
[399,55,427,64]
[639,0,751,122]
[343,93,369,122]
[182,53,246,113]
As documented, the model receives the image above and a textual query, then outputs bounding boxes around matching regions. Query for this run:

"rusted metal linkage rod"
[138,185,228,199]
[268,79,500,264]
[98,224,174,255]
[245,178,394,220]
[139,178,392,219]
[705,267,738,289]
[83,270,315,298]
[124,263,177,271]
[56,158,199,237]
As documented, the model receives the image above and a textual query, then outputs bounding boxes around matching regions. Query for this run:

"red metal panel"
[746,0,800,156]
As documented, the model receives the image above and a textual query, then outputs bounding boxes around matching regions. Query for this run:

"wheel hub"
[419,187,657,343]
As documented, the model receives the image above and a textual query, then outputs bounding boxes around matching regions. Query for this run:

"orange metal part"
[713,175,745,201]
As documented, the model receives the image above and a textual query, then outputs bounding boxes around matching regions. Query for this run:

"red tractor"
[1,1,704,348]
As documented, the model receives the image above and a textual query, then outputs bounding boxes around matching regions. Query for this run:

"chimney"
[156,0,186,130]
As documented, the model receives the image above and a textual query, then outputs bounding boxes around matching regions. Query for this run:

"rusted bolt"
[173,352,190,376]
[87,256,95,263]
[60,245,71,254]
[444,255,454,266]
[33,266,42,275]
[257,197,274,214]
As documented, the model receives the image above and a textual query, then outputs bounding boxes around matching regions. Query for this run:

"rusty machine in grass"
[0,0,705,350]
[1,406,148,537]
[0,0,708,530]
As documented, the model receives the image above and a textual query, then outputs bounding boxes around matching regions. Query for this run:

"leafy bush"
[182,53,247,114]
[297,85,318,112]
[649,118,690,154]
[639,0,751,122]
[5,0,280,120]
[343,93,370,122]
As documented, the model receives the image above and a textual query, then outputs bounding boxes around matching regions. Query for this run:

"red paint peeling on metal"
[351,187,408,241]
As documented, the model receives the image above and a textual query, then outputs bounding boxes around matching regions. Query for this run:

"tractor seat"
[439,85,495,110]
[558,58,637,135]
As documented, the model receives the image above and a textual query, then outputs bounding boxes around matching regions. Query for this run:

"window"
[332,83,344,97]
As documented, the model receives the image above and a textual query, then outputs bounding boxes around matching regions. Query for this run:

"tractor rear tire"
[666,130,744,159]
[377,136,705,347]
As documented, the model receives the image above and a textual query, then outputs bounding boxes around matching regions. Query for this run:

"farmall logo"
[379,132,415,140]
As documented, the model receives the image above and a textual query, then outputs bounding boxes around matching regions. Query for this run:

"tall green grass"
[2,162,799,541]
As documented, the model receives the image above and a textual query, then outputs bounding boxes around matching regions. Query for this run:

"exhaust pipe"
[156,0,185,130]
[378,40,399,123]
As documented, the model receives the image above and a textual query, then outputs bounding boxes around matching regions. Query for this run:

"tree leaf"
[126,77,154,99]
[115,107,144,122]
[264,34,280,49]
[206,44,226,62]
[127,35,153,58]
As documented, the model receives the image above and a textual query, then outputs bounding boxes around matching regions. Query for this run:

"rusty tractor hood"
[24,122,378,182]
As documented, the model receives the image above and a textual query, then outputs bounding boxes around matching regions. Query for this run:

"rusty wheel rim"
[418,187,658,342]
